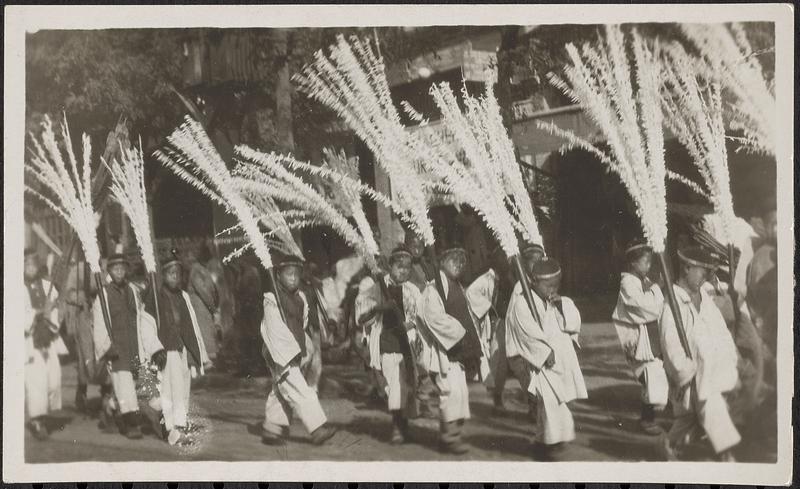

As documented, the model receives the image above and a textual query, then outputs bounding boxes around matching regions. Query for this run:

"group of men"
[23,200,779,461]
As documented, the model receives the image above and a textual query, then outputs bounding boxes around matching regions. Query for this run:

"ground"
[25,309,777,463]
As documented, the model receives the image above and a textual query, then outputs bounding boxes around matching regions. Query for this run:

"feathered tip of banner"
[661,42,736,245]
[294,34,435,248]
[25,114,103,273]
[681,23,775,156]
[537,25,668,253]
[154,116,274,270]
[105,140,157,273]
[233,146,382,273]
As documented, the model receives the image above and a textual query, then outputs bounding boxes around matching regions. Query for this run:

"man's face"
[278,265,302,292]
[763,210,777,245]
[532,275,561,302]
[523,251,544,274]
[631,251,653,277]
[441,251,466,280]
[389,258,412,284]
[405,235,424,259]
[682,264,708,293]
[24,257,39,280]
[109,263,128,285]
[164,266,181,290]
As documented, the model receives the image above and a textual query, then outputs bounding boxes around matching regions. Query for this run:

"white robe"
[659,285,741,453]
[261,291,313,375]
[505,284,587,444]
[466,269,497,381]
[354,274,421,371]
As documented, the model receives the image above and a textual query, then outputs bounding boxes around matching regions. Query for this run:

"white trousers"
[669,391,741,454]
[381,353,413,414]
[110,370,139,414]
[263,365,327,435]
[435,362,470,423]
[536,377,576,445]
[25,348,62,419]
[160,349,192,431]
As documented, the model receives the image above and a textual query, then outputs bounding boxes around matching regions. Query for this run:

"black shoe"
[75,385,88,413]
[28,418,50,441]
[123,412,143,440]
[310,424,338,445]
[261,428,287,446]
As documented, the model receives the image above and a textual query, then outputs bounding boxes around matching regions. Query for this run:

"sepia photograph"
[3,4,794,485]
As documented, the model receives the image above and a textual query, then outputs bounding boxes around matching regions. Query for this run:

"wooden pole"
[93,272,114,341]
[311,284,331,344]
[657,251,692,360]
[267,267,287,324]
[149,271,161,330]
[511,254,542,327]
[426,246,447,304]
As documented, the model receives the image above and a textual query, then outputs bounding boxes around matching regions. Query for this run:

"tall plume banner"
[105,140,161,327]
[25,114,112,338]
[681,23,775,156]
[154,117,288,323]
[539,25,691,359]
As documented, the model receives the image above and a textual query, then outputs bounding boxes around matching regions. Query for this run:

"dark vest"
[443,277,482,376]
[158,287,202,369]
[277,285,306,360]
[105,282,140,372]
[380,281,407,355]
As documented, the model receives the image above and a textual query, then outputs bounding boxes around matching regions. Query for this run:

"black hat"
[389,244,413,262]
[624,237,653,256]
[161,248,182,271]
[531,257,562,280]
[107,253,128,267]
[274,251,305,270]
[677,246,717,269]
[521,242,545,258]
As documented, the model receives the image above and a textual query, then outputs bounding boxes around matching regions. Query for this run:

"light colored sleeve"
[138,310,164,360]
[618,275,664,323]
[46,284,60,326]
[420,284,465,351]
[261,292,302,369]
[466,271,494,321]
[559,297,582,345]
[92,295,111,362]
[658,302,696,387]
[354,276,379,327]
[506,290,552,369]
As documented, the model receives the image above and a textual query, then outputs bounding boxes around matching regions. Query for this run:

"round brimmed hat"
[624,237,652,256]
[677,246,717,269]
[161,248,182,271]
[531,257,562,280]
[521,243,545,258]
[107,253,129,267]
[389,244,413,262]
[274,251,305,270]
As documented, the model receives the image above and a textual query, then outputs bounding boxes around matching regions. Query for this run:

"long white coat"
[25,279,68,359]
[466,269,497,381]
[261,291,314,377]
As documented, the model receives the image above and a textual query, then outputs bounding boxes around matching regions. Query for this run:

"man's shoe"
[123,412,143,440]
[261,428,287,446]
[28,418,50,441]
[310,424,338,445]
[640,419,663,436]
[75,385,88,413]
[439,440,470,454]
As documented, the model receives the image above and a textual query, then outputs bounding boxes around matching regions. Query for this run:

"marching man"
[143,250,209,445]
[418,241,482,454]
[659,246,741,462]
[24,248,68,440]
[93,252,165,440]
[611,238,668,435]
[356,245,422,444]
[260,252,338,446]
[505,257,587,461]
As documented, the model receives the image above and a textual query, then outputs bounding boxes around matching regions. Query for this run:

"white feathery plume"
[153,116,274,270]
[538,25,669,252]
[681,23,775,156]
[25,114,103,273]
[661,42,736,244]
[233,146,382,273]
[105,140,157,273]
[294,34,436,247]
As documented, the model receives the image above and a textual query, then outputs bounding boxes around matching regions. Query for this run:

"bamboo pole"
[727,243,742,332]
[93,272,114,342]
[426,246,447,304]
[311,283,331,344]
[511,254,543,327]
[657,251,692,360]
[267,267,287,324]
[149,271,161,330]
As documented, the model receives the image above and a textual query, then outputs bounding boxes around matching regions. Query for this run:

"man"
[418,241,482,454]
[405,232,435,292]
[93,253,165,440]
[747,198,777,381]
[659,246,741,462]
[482,243,544,413]
[356,245,422,444]
[187,244,221,369]
[143,251,208,445]
[611,238,667,435]
[24,248,68,440]
[300,262,329,393]
[505,257,587,460]
[260,253,338,446]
